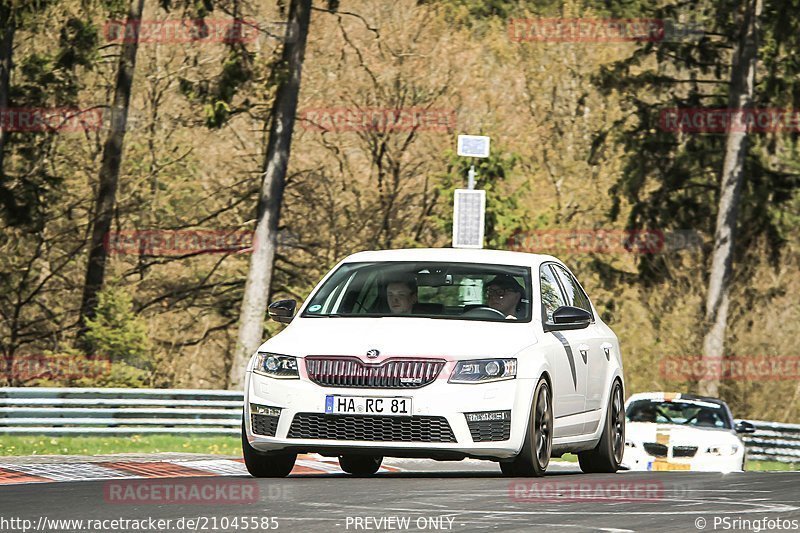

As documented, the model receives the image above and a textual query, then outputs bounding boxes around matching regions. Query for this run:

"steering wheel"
[655,407,674,423]
[462,306,507,319]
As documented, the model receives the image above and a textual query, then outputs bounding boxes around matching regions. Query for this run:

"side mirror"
[735,420,756,434]
[268,299,296,324]
[545,306,592,331]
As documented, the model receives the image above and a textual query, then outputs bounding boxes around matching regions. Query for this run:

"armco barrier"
[0,387,243,435]
[1,388,798,463]
[738,419,800,463]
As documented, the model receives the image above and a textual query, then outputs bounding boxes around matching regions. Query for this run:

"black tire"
[241,420,296,478]
[500,377,552,477]
[578,380,624,474]
[339,455,383,476]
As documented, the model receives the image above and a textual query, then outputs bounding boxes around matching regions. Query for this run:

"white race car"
[622,392,756,472]
[242,248,625,477]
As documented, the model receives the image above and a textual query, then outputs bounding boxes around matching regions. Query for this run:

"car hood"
[626,422,741,446]
[259,316,537,359]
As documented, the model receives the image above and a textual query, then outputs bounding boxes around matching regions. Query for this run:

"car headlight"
[449,358,517,383]
[253,353,299,379]
[706,444,740,456]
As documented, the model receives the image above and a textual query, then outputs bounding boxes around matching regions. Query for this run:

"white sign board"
[452,189,486,249]
[457,135,490,158]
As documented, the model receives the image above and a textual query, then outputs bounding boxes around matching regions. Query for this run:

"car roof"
[342,248,559,267]
[627,391,729,407]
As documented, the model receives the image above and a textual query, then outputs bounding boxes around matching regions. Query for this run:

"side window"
[552,265,593,316]
[539,265,566,324]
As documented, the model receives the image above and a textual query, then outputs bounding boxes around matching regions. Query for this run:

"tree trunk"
[227,0,312,389]
[699,0,762,397]
[0,4,15,189]
[77,0,144,340]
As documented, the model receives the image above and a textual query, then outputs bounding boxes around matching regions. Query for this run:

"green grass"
[745,460,798,471]
[0,435,241,457]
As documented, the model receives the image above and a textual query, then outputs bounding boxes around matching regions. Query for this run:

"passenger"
[633,405,657,423]
[386,277,417,314]
[485,274,524,319]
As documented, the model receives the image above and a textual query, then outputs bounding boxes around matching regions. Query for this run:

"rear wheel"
[500,377,552,477]
[578,380,624,474]
[241,420,296,478]
[339,455,383,476]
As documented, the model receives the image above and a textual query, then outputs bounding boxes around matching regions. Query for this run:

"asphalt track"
[0,457,798,533]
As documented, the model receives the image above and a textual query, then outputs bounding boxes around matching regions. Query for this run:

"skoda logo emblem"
[366,349,380,359]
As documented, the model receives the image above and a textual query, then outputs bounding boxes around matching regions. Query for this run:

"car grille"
[251,414,279,437]
[305,357,446,389]
[672,446,698,458]
[287,413,456,443]
[466,414,511,442]
[643,443,668,457]
[642,443,698,458]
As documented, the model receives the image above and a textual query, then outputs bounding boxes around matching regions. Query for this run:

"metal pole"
[467,163,476,190]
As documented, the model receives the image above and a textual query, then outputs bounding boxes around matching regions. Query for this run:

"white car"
[622,392,755,472]
[242,248,625,477]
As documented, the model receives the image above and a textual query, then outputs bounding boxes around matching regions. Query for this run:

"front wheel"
[339,455,383,476]
[242,420,297,478]
[500,377,552,477]
[578,380,624,474]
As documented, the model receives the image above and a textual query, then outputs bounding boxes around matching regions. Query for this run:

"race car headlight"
[706,444,739,456]
[449,359,517,383]
[253,353,299,379]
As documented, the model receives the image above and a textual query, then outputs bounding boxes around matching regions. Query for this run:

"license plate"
[649,461,691,471]
[325,395,412,416]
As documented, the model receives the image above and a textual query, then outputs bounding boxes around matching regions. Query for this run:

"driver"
[386,277,417,314]
[695,410,718,427]
[485,275,524,319]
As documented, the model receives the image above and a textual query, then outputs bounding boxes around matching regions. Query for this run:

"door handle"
[578,343,589,363]
[601,342,613,360]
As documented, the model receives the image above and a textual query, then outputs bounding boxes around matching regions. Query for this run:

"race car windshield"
[626,399,732,429]
[301,261,532,322]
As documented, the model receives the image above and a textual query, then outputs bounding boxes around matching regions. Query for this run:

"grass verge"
[0,435,240,457]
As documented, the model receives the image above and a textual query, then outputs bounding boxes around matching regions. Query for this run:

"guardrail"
[1,388,799,462]
[0,387,243,436]
[738,419,800,463]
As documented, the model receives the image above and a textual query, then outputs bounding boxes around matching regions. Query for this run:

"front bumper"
[622,446,745,473]
[244,371,535,460]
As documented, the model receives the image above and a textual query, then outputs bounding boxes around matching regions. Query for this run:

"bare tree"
[78,0,145,340]
[699,0,763,397]
[228,0,312,389]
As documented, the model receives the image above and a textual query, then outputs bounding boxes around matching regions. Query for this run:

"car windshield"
[301,261,532,322]
[626,399,732,429]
